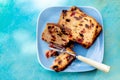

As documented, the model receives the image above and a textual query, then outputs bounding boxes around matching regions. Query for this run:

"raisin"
[79,33,84,37]
[62,16,64,19]
[75,26,77,27]
[58,60,62,65]
[62,10,67,13]
[62,24,64,27]
[42,37,44,40]
[52,65,58,70]
[55,29,59,33]
[96,25,98,28]
[84,18,88,21]
[63,53,66,54]
[79,24,83,26]
[51,26,54,28]
[69,35,72,38]
[66,19,70,22]
[70,12,75,17]
[85,24,89,28]
[81,29,86,33]
[57,32,62,36]
[91,23,94,27]
[48,26,51,29]
[90,20,92,23]
[62,39,67,42]
[51,38,55,41]
[49,43,54,48]
[45,51,50,58]
[61,27,71,35]
[62,10,67,17]
[77,38,84,44]
[51,35,56,39]
[48,30,52,34]
[74,16,82,20]
[71,7,77,11]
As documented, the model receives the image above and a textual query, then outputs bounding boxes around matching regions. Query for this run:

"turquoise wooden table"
[0,0,120,80]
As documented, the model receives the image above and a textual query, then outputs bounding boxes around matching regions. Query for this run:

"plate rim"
[36,6,104,72]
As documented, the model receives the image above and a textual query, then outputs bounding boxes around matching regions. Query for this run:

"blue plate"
[37,6,104,72]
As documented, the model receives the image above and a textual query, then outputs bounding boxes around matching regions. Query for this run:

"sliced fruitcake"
[50,48,75,72]
[58,6,102,48]
[42,23,70,47]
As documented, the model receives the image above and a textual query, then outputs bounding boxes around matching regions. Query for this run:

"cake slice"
[42,23,70,47]
[51,48,75,72]
[58,6,102,48]
[45,50,59,58]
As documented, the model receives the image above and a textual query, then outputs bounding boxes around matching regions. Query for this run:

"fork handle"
[76,55,110,72]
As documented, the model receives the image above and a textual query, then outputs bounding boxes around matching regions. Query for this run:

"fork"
[50,47,110,72]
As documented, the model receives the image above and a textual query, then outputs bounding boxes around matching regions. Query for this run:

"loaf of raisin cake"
[58,6,102,48]
[42,23,70,47]
[51,48,75,72]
